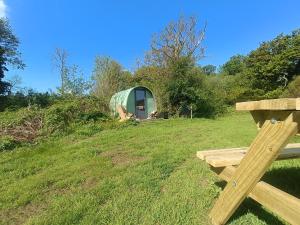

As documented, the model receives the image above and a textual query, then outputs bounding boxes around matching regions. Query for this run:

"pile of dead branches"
[0,114,44,143]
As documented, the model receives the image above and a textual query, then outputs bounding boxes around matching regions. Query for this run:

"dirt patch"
[100,151,147,166]
[81,177,98,190]
[199,178,209,187]
[0,202,46,225]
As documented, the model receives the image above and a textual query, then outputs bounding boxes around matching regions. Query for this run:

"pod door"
[135,89,146,119]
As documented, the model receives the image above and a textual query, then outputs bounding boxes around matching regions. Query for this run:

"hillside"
[1,112,300,225]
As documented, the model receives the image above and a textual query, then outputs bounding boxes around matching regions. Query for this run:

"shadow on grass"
[213,166,300,224]
[229,198,284,225]
[263,167,300,198]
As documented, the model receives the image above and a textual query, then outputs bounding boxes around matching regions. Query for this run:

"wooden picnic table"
[198,98,300,225]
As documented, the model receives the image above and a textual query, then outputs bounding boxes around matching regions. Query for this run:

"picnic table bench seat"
[197,98,300,225]
[197,143,300,168]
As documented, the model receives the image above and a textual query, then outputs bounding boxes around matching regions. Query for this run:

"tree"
[141,16,208,115]
[0,18,25,95]
[64,65,91,96]
[53,48,90,96]
[133,66,170,112]
[246,29,300,92]
[202,64,216,75]
[92,56,132,106]
[53,48,68,95]
[145,16,206,67]
[220,54,246,75]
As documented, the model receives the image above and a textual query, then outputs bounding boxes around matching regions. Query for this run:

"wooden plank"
[206,148,300,167]
[196,147,247,160]
[212,166,300,225]
[249,110,300,135]
[209,112,298,225]
[205,154,245,167]
[197,143,300,159]
[236,98,300,111]
[197,145,300,167]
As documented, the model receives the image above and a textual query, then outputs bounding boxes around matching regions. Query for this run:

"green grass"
[1,112,300,225]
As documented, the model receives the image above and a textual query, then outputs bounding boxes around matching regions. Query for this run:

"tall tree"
[246,29,300,92]
[147,16,207,114]
[53,48,90,96]
[53,48,68,95]
[0,18,24,95]
[145,16,206,67]
[92,56,132,106]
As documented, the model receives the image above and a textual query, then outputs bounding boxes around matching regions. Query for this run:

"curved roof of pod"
[109,86,154,111]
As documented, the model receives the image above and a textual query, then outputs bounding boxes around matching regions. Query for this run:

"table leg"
[209,112,298,225]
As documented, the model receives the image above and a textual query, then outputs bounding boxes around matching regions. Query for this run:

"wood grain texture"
[212,166,300,225]
[197,144,300,167]
[236,98,300,111]
[209,112,298,225]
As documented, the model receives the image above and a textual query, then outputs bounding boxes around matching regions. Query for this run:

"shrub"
[0,96,112,149]
[0,136,18,151]
[0,106,43,142]
[44,101,78,134]
[282,75,300,97]
[43,96,110,134]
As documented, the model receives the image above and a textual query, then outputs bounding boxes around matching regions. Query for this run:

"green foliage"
[0,90,56,111]
[167,57,226,117]
[43,97,109,134]
[201,64,216,75]
[63,65,91,96]
[44,101,78,134]
[133,66,170,113]
[53,48,91,97]
[0,106,42,128]
[0,18,25,95]
[92,56,133,109]
[282,75,300,97]
[220,54,246,75]
[263,87,284,99]
[217,29,300,101]
[246,29,300,93]
[135,57,227,118]
[0,97,116,150]
[0,135,18,151]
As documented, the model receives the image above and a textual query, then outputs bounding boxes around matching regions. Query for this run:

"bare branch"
[146,16,206,66]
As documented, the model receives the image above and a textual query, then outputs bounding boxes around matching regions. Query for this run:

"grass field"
[1,112,300,225]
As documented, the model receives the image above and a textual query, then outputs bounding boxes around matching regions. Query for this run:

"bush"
[0,136,18,151]
[282,75,300,97]
[263,87,284,99]
[43,97,109,134]
[44,101,78,134]
[0,96,113,150]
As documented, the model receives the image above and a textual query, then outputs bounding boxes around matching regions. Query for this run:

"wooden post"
[209,112,298,225]
[212,166,300,225]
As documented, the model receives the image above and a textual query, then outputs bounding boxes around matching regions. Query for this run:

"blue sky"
[3,0,300,92]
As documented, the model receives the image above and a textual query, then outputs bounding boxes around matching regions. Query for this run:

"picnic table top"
[236,98,300,111]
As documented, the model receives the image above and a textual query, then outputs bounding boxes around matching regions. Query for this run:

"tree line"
[0,16,300,117]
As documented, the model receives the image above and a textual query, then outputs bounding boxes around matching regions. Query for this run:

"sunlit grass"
[1,112,299,225]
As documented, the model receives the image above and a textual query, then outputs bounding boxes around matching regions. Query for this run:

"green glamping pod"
[110,86,157,119]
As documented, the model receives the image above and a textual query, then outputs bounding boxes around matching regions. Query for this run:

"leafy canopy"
[0,18,24,95]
